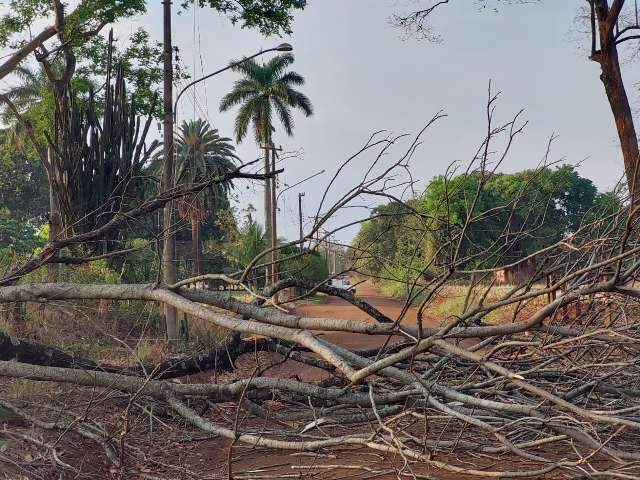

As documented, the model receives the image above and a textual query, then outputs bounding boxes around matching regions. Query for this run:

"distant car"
[329,276,356,295]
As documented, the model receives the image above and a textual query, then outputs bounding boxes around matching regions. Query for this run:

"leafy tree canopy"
[0,1,307,116]
[353,165,600,282]
[75,29,164,116]
[183,0,306,35]
[0,1,147,48]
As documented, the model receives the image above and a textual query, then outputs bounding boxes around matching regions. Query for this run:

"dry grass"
[1,299,229,368]
[430,284,547,325]
[3,379,62,401]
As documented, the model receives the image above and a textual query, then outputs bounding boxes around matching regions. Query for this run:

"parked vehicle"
[328,276,356,294]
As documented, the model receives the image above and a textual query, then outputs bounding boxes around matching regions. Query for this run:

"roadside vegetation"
[3,1,640,479]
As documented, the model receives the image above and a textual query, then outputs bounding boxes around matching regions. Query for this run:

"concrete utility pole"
[262,145,271,286]
[270,145,282,287]
[333,238,338,274]
[161,0,177,340]
[298,192,305,245]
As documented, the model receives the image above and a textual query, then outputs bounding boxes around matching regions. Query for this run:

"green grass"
[296,293,326,304]
[431,295,503,324]
[429,285,546,325]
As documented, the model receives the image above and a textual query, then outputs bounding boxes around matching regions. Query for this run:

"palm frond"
[264,53,295,80]
[229,57,262,79]
[234,95,265,143]
[220,52,311,145]
[173,118,238,221]
[219,79,260,112]
[286,88,314,117]
[272,97,294,136]
[279,71,305,87]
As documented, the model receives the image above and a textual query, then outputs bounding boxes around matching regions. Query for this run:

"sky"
[4,1,636,244]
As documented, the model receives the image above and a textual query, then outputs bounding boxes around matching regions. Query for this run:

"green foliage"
[184,0,306,36]
[354,166,601,296]
[0,1,146,48]
[0,217,42,255]
[220,53,313,144]
[116,238,158,284]
[0,63,57,159]
[76,29,165,116]
[352,201,425,278]
[172,119,238,219]
[279,246,328,284]
[229,217,267,269]
[419,165,598,268]
[0,137,49,221]
[0,0,307,115]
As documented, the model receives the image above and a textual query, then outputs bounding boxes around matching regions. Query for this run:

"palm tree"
[219,53,313,235]
[173,119,238,275]
[0,64,51,151]
[219,53,313,144]
[231,216,267,289]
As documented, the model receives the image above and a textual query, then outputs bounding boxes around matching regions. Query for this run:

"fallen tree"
[2,98,640,478]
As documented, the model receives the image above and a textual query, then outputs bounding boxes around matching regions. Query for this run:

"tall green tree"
[353,166,600,292]
[172,119,238,275]
[219,52,313,248]
[220,53,313,144]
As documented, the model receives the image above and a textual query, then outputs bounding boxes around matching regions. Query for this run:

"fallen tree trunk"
[0,329,339,379]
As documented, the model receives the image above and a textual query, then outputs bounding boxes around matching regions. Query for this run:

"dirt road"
[199,283,519,480]
[254,281,435,382]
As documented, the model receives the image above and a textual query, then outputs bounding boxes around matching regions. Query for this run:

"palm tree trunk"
[191,217,202,276]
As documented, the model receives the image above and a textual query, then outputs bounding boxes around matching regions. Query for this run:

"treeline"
[0,40,324,290]
[352,165,619,295]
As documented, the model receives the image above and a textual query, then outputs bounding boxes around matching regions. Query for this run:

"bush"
[116,238,158,284]
[279,247,328,284]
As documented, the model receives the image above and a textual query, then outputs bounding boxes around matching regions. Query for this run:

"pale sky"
[6,1,637,243]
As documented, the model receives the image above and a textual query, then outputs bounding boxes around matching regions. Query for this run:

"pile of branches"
[2,96,640,478]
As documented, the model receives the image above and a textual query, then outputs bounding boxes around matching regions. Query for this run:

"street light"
[173,43,294,120]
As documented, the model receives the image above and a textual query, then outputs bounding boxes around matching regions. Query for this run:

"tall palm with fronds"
[219,53,313,144]
[173,119,238,275]
[219,53,313,239]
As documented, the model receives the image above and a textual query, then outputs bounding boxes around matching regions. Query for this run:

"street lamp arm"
[173,44,292,122]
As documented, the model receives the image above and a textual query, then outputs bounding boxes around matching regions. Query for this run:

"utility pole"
[270,144,283,289]
[331,236,337,274]
[298,192,305,245]
[262,144,271,287]
[161,0,177,341]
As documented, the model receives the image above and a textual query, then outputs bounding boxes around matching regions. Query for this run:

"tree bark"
[191,217,202,276]
[593,0,640,200]
[0,330,333,379]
